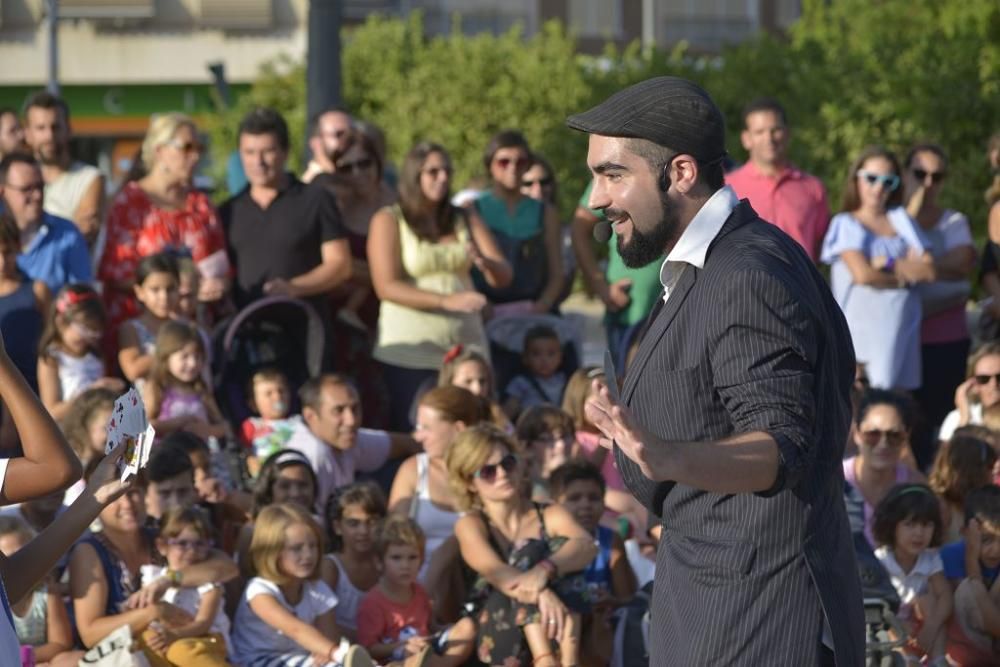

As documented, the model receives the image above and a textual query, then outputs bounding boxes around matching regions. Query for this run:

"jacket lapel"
[621,265,697,405]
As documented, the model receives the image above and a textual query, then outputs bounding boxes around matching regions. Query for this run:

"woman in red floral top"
[98,113,229,330]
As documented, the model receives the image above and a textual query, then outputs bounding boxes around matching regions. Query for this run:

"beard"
[615,190,681,268]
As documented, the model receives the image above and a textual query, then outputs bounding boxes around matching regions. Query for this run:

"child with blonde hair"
[231,503,374,666]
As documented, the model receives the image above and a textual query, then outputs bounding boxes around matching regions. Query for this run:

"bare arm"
[118,322,153,382]
[3,350,81,500]
[34,588,74,661]
[387,432,420,461]
[74,174,105,244]
[541,503,598,575]
[69,542,159,647]
[570,206,606,295]
[287,238,352,298]
[167,585,223,639]
[467,210,513,288]
[387,455,418,514]
[32,281,50,316]
[454,513,523,590]
[177,549,239,587]
[249,593,340,656]
[609,532,638,602]
[368,208,474,312]
[36,355,72,423]
[840,250,903,288]
[535,203,564,312]
[919,571,953,642]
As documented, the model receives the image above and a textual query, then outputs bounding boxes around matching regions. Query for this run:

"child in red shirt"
[355,516,475,666]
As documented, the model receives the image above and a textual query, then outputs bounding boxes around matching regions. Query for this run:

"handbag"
[78,625,150,667]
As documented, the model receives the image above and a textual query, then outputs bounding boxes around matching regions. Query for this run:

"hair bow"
[443,344,463,365]
[56,288,97,314]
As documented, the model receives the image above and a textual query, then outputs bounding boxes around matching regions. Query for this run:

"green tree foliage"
[205,1,999,233]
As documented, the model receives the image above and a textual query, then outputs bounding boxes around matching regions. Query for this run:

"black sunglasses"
[975,373,1000,385]
[859,429,906,448]
[337,158,374,175]
[474,454,518,483]
[911,168,945,184]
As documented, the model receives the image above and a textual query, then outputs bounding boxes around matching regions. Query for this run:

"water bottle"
[20,645,34,667]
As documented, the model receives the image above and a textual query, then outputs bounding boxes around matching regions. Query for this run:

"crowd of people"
[0,88,998,666]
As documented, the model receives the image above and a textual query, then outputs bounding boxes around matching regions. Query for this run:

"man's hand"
[584,379,669,481]
[599,278,632,312]
[263,278,298,298]
[198,276,227,302]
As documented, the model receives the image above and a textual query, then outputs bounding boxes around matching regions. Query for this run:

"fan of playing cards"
[105,387,156,482]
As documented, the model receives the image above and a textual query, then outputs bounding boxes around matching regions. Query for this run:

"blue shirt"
[17,213,92,293]
[940,540,1000,586]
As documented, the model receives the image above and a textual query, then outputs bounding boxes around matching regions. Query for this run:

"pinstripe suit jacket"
[617,200,865,666]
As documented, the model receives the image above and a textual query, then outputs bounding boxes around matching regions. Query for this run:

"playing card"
[603,349,621,403]
[104,387,152,482]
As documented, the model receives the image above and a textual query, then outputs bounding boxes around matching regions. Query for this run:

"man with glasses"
[0,153,91,293]
[22,91,105,246]
[725,98,829,262]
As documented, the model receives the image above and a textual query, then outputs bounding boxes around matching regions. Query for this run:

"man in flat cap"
[577,77,864,665]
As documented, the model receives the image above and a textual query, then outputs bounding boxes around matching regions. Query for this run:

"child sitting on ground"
[140,507,233,666]
[356,515,475,666]
[940,485,1000,665]
[241,368,297,477]
[231,503,375,667]
[503,326,567,420]
[872,484,952,664]
[549,460,637,667]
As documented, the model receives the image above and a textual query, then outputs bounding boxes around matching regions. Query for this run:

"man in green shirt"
[571,181,662,365]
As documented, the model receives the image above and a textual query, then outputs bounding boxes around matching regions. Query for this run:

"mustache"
[604,208,629,222]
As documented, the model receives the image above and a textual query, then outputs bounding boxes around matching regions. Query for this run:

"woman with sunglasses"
[821,145,931,391]
[843,389,926,547]
[900,144,976,463]
[98,113,229,338]
[939,343,1000,442]
[471,131,563,315]
[369,142,511,432]
[448,424,595,667]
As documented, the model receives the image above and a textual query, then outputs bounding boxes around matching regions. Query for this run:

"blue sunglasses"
[857,170,900,192]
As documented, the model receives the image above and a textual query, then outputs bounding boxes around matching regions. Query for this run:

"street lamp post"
[305,0,342,158]
[47,0,60,94]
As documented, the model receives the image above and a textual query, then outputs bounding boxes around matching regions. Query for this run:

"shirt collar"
[659,185,739,288]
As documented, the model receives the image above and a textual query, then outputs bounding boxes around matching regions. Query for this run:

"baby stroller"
[485,313,582,405]
[854,529,909,667]
[211,296,326,483]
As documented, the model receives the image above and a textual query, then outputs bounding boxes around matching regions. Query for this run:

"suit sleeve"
[709,269,819,495]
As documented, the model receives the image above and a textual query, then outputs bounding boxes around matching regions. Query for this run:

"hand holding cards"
[105,387,155,482]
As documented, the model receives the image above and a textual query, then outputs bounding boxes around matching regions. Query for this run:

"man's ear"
[302,405,317,428]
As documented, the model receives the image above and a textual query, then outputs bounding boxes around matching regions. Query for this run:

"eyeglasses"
[859,429,906,447]
[857,170,900,192]
[521,177,553,188]
[4,181,43,195]
[975,373,1000,385]
[337,158,374,175]
[169,140,204,155]
[167,538,209,551]
[911,168,945,184]
[494,157,530,171]
[475,454,518,483]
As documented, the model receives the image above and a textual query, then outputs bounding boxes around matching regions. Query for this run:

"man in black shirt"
[219,108,351,310]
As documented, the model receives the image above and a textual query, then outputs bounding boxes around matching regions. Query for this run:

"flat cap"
[566,76,726,164]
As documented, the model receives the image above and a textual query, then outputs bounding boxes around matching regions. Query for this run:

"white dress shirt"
[659,185,740,301]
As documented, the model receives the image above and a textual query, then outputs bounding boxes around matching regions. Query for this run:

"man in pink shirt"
[725,98,829,261]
